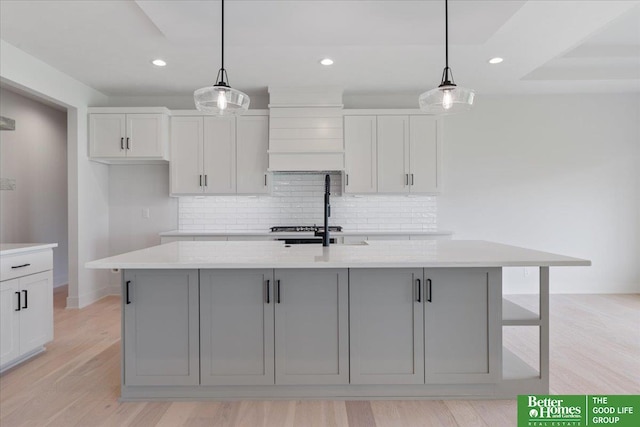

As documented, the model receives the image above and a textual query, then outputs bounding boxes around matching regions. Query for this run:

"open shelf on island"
[503,347,539,380]
[502,298,539,325]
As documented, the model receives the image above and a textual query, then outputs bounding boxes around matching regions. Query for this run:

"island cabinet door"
[274,269,349,385]
[199,269,275,385]
[423,268,501,384]
[123,270,199,386]
[349,269,425,384]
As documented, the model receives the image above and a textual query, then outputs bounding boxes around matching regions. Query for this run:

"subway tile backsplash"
[178,173,437,231]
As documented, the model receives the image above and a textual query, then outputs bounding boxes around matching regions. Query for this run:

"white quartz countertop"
[159,230,453,237]
[86,240,590,269]
[0,243,58,256]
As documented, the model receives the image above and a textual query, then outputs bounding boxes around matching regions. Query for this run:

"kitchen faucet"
[315,174,331,246]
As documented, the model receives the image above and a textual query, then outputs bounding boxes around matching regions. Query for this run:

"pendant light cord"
[221,0,224,72]
[445,0,448,69]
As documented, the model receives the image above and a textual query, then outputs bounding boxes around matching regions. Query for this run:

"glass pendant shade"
[419,83,474,115]
[194,84,250,115]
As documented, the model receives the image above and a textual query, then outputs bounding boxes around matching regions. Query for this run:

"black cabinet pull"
[264,174,267,186]
[276,280,281,304]
[199,175,203,187]
[126,280,132,304]
[426,278,432,302]
[15,292,21,311]
[22,290,28,309]
[346,174,349,186]
[411,173,414,185]
[416,278,421,302]
[265,279,270,304]
[204,175,208,187]
[11,263,31,269]
[120,137,124,150]
[126,137,130,150]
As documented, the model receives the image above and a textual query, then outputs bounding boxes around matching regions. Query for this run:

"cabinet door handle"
[22,290,28,309]
[126,137,130,150]
[120,137,124,150]
[411,173,414,185]
[199,175,203,187]
[426,278,432,302]
[15,292,21,311]
[416,278,421,302]
[405,174,409,186]
[264,174,267,186]
[126,280,132,304]
[276,280,281,304]
[265,279,270,304]
[11,263,31,269]
[204,175,208,187]
[346,174,349,186]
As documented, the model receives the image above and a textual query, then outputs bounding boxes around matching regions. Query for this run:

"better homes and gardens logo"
[518,395,639,427]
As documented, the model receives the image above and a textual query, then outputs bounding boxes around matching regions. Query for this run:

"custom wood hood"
[268,87,344,171]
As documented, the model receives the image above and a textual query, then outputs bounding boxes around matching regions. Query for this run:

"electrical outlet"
[142,208,150,219]
[0,178,16,191]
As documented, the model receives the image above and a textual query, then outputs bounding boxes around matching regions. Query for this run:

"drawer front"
[0,250,53,282]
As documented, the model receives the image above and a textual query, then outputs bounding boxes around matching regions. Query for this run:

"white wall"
[1,40,111,308]
[108,164,177,290]
[439,94,640,294]
[0,87,68,287]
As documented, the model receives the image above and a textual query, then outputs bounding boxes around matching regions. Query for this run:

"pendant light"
[194,0,250,115]
[419,0,474,115]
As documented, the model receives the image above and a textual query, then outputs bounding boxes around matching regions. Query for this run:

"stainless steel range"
[270,225,343,245]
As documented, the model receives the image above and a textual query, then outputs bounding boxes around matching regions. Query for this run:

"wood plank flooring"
[1,287,638,427]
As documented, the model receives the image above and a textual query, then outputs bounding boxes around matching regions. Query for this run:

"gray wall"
[0,87,69,287]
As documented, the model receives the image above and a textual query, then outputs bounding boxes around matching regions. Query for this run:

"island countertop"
[85,240,590,269]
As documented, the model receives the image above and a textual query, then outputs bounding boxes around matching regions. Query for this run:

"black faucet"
[315,174,331,246]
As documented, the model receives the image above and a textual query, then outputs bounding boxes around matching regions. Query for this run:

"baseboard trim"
[66,285,112,309]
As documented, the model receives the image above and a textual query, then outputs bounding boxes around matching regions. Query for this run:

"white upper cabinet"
[377,115,410,193]
[371,114,440,194]
[344,116,377,193]
[89,108,169,162]
[170,116,203,194]
[203,116,236,194]
[409,116,439,193]
[171,112,269,196]
[236,115,269,194]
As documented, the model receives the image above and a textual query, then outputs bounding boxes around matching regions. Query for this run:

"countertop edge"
[159,230,455,237]
[0,243,59,256]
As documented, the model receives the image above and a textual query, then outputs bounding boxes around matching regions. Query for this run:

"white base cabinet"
[0,249,54,373]
[118,266,515,399]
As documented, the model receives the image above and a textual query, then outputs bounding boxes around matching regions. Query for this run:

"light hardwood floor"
[1,287,638,427]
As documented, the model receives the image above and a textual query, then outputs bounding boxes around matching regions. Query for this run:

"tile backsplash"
[178,173,437,231]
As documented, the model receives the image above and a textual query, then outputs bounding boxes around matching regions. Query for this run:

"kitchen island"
[86,240,589,400]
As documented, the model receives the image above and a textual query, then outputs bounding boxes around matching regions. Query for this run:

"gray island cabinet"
[86,240,590,400]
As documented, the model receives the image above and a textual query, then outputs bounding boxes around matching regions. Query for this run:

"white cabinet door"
[170,117,203,194]
[18,272,53,356]
[203,116,236,194]
[409,116,439,193]
[424,268,500,383]
[126,114,166,158]
[0,279,20,366]
[344,116,377,193]
[377,115,409,193]
[274,269,349,385]
[236,115,269,194]
[89,114,126,158]
[200,269,275,385]
[350,269,424,384]
[123,270,199,386]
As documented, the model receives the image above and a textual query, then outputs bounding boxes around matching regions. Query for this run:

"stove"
[270,225,343,233]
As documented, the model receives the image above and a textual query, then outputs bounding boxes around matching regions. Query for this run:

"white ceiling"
[1,0,639,98]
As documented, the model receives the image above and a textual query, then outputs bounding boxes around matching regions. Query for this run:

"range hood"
[268,87,344,172]
[0,116,16,131]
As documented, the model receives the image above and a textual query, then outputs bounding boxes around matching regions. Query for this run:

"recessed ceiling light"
[151,59,167,67]
[320,58,334,66]
[488,57,503,64]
